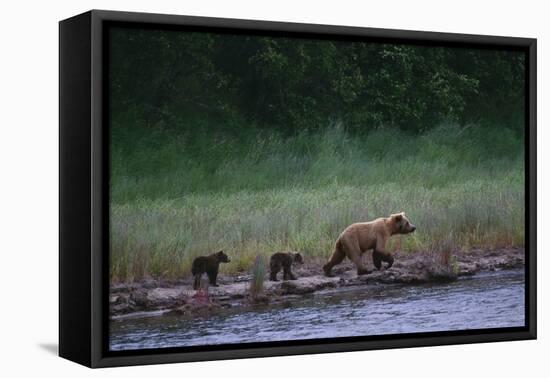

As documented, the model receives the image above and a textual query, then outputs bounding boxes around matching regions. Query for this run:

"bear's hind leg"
[342,239,370,276]
[323,241,346,277]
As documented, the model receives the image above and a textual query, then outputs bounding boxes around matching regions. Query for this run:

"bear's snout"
[410,225,416,232]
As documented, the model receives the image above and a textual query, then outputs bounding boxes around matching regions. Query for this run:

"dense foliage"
[109,28,525,133]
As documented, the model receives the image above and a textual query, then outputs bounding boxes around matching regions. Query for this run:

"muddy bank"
[109,247,524,318]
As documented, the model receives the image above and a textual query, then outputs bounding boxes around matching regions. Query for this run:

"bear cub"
[191,250,230,289]
[269,252,303,281]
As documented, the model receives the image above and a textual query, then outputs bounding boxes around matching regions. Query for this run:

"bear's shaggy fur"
[269,252,303,281]
[191,250,231,289]
[323,212,416,276]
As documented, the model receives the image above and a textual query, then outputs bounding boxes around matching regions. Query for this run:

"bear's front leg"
[374,238,393,270]
[372,251,383,270]
[283,266,297,280]
[270,261,281,281]
[373,250,394,270]
[382,253,394,269]
[208,270,219,286]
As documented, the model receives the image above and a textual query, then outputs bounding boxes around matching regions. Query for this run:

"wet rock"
[141,279,157,289]
[170,303,194,315]
[279,276,339,295]
[159,280,176,288]
[425,259,458,282]
[129,290,149,308]
[208,282,249,297]
[394,272,430,284]
[379,274,397,283]
[168,301,222,317]
[110,283,140,294]
[249,294,269,304]
[495,257,523,269]
[427,268,458,283]
[457,262,477,275]
[109,293,133,315]
[111,303,131,315]
[146,287,182,307]
[414,261,427,270]
[280,282,313,295]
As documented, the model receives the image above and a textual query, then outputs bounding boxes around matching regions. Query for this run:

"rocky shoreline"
[110,247,524,319]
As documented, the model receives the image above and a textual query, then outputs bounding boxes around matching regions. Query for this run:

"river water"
[110,269,525,351]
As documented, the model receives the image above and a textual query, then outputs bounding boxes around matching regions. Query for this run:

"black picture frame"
[59,9,537,368]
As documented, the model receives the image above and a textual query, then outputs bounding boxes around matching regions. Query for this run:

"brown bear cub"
[269,252,303,281]
[323,212,416,277]
[191,250,230,289]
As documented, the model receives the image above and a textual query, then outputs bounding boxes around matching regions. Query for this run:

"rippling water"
[110,269,525,351]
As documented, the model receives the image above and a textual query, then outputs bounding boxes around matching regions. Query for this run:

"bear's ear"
[394,214,403,222]
[217,250,224,255]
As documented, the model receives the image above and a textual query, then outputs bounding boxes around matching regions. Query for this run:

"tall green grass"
[110,123,524,282]
[249,255,266,300]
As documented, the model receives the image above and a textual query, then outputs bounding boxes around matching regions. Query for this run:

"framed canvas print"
[59,10,536,368]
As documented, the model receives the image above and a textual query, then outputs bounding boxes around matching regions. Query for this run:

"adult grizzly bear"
[191,250,231,289]
[269,252,304,281]
[323,212,416,277]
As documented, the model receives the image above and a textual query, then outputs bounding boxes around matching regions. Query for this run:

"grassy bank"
[110,123,524,283]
